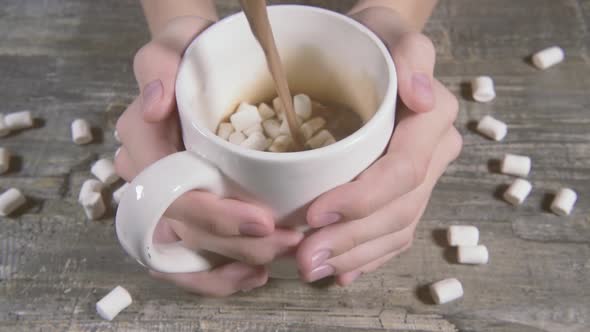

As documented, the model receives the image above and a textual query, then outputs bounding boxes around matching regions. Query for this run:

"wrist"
[349,6,412,47]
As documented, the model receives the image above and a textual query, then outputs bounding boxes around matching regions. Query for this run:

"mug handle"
[115,151,228,273]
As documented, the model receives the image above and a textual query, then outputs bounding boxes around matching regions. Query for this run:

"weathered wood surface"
[0,0,588,331]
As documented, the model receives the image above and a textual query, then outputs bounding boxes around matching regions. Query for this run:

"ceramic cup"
[115,5,397,277]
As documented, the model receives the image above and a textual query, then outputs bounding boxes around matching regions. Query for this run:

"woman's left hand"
[296,6,463,286]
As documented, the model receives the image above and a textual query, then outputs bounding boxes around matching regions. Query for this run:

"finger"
[299,127,462,279]
[113,146,137,182]
[166,191,276,237]
[391,33,436,113]
[307,81,458,226]
[116,97,181,169]
[133,17,213,123]
[169,218,304,266]
[336,240,413,287]
[150,262,268,297]
[153,217,181,243]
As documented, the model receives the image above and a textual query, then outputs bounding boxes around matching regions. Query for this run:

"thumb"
[391,33,436,113]
[133,17,214,123]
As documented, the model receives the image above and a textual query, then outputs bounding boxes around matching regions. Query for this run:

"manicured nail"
[142,80,163,109]
[312,212,341,227]
[310,249,331,270]
[412,73,434,105]
[309,264,334,282]
[239,222,268,237]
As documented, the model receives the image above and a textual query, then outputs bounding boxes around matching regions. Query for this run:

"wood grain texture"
[0,0,588,331]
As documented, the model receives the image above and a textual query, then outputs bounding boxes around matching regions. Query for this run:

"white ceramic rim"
[175,4,397,163]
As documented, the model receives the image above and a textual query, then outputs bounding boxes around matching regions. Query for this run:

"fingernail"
[142,79,163,109]
[412,73,434,104]
[309,264,334,282]
[240,274,265,292]
[348,271,362,284]
[310,249,331,270]
[312,212,341,227]
[239,222,268,237]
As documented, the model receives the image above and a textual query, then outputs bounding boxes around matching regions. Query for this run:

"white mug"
[115,5,397,277]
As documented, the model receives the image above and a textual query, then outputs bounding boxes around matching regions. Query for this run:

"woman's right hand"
[115,17,303,296]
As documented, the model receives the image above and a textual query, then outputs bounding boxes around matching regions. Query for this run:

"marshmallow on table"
[262,119,281,139]
[501,154,531,177]
[230,103,262,132]
[476,115,507,141]
[293,94,312,120]
[4,111,33,130]
[532,46,564,70]
[96,286,132,321]
[0,188,26,216]
[258,103,275,120]
[503,178,532,206]
[306,129,335,149]
[300,117,326,140]
[447,225,479,246]
[113,183,129,205]
[240,132,270,151]
[429,278,464,304]
[0,115,10,137]
[550,188,577,216]
[471,76,495,103]
[217,122,234,141]
[78,179,103,204]
[243,123,263,137]
[457,245,489,265]
[81,192,105,220]
[91,158,119,185]
[228,131,246,145]
[71,119,93,145]
[0,148,10,174]
[269,135,293,153]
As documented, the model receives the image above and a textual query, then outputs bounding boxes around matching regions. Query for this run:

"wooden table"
[1,1,588,331]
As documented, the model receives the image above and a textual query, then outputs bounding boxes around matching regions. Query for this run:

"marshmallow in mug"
[217,95,338,152]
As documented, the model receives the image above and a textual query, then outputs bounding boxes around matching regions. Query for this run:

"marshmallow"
[550,188,577,216]
[501,154,531,177]
[457,245,489,265]
[71,119,93,145]
[262,119,281,139]
[258,103,275,120]
[96,286,132,321]
[293,94,312,120]
[4,111,33,130]
[532,46,564,70]
[471,76,495,103]
[91,159,119,185]
[240,132,270,151]
[0,115,10,137]
[429,278,464,304]
[447,225,479,247]
[268,135,293,153]
[228,131,246,145]
[279,117,302,136]
[476,115,507,141]
[306,129,335,149]
[113,182,129,205]
[230,103,262,132]
[217,123,235,141]
[243,123,263,137]
[272,97,283,115]
[114,130,121,142]
[0,148,10,174]
[321,135,336,148]
[78,179,103,204]
[0,188,26,216]
[503,178,532,206]
[300,117,326,140]
[81,192,105,220]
